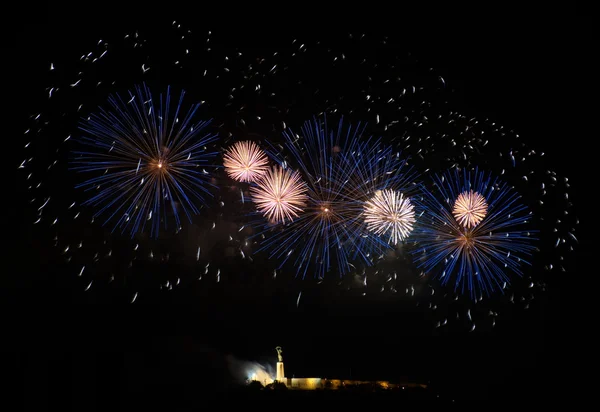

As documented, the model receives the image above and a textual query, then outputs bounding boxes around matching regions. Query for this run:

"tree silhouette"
[246,380,264,391]
[265,381,288,391]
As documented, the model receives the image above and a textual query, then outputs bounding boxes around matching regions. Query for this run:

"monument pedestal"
[276,361,285,382]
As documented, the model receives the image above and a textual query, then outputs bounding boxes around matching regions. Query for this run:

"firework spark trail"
[412,168,537,297]
[223,140,270,182]
[250,165,307,224]
[71,84,218,238]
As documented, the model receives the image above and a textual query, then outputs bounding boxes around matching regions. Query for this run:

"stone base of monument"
[276,361,285,382]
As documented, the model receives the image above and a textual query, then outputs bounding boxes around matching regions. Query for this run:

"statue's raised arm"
[275,346,283,362]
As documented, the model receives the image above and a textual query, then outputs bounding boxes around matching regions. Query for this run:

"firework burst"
[71,84,218,238]
[364,189,416,245]
[18,24,578,332]
[254,117,420,279]
[223,140,270,182]
[250,165,307,224]
[452,190,488,229]
[412,168,537,297]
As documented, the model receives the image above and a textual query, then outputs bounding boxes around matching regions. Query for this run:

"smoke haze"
[226,354,275,385]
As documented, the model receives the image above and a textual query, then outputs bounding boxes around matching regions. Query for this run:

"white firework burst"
[452,190,488,228]
[364,189,415,245]
[223,140,270,182]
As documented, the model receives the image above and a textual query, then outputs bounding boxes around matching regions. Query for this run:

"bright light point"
[458,233,475,249]
[453,190,488,228]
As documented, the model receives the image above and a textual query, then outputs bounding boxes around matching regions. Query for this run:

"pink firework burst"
[250,165,307,224]
[223,141,270,182]
[452,190,488,228]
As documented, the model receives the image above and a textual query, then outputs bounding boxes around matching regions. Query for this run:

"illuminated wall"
[284,378,427,390]
[286,378,323,390]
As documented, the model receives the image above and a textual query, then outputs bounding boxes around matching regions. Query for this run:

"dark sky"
[7,4,593,408]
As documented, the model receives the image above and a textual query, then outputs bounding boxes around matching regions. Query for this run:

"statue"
[275,346,283,362]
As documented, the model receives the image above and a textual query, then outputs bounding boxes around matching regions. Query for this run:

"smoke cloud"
[226,354,275,386]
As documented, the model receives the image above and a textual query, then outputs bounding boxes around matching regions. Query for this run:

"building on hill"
[248,347,427,391]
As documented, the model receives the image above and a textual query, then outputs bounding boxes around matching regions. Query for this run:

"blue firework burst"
[71,84,218,238]
[253,116,420,279]
[411,168,537,297]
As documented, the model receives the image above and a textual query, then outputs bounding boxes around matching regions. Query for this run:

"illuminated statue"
[276,346,283,362]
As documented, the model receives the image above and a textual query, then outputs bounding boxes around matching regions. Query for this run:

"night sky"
[8,5,593,409]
